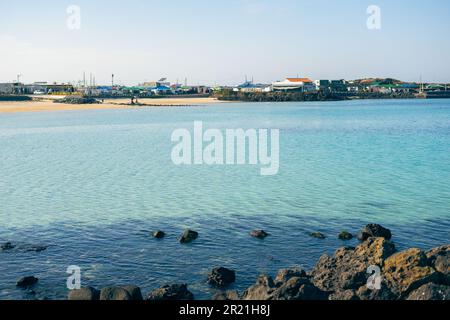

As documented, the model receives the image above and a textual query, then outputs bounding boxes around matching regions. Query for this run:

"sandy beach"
[0,97,223,114]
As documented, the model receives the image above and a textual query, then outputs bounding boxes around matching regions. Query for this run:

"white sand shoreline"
[0,97,225,114]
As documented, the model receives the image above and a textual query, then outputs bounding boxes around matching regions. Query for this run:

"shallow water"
[0,99,449,300]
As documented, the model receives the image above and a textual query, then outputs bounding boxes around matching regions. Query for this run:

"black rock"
[122,285,143,300]
[55,96,100,105]
[407,283,450,301]
[68,287,100,300]
[250,230,269,239]
[25,245,47,252]
[426,245,449,285]
[147,284,194,301]
[1,242,15,251]
[310,238,396,293]
[207,267,236,287]
[310,232,326,239]
[212,290,240,300]
[152,231,166,239]
[178,229,199,244]
[100,287,132,300]
[241,273,328,301]
[16,276,38,288]
[338,231,354,241]
[329,290,359,300]
[275,268,307,284]
[357,224,392,241]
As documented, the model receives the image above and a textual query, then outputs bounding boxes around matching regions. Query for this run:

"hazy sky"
[1,0,449,85]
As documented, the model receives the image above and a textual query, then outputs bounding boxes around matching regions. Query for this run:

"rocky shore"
[214,91,417,102]
[6,224,449,301]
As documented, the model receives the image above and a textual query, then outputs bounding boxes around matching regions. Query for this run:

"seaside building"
[314,80,330,90]
[0,82,21,94]
[234,81,271,93]
[272,78,316,92]
[0,82,74,95]
[142,79,171,88]
[149,85,171,95]
[329,80,347,92]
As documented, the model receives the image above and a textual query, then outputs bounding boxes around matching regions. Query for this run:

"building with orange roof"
[272,77,317,92]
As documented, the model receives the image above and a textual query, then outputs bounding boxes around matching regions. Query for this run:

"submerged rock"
[407,283,450,301]
[16,276,39,288]
[250,230,269,239]
[310,232,326,239]
[1,243,47,253]
[338,231,354,241]
[68,287,100,301]
[25,245,47,253]
[1,242,15,251]
[357,224,392,241]
[207,267,236,287]
[147,284,194,301]
[178,229,199,244]
[152,231,166,239]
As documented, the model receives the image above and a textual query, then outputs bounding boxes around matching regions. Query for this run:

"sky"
[0,0,449,85]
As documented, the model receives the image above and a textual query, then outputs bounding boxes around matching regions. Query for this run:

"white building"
[272,78,317,92]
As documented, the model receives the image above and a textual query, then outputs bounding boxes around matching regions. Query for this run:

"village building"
[272,78,316,92]
[234,81,271,93]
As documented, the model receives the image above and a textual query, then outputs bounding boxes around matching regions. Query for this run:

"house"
[151,85,172,95]
[394,83,419,93]
[330,80,347,92]
[314,79,348,92]
[234,81,271,93]
[0,83,19,94]
[272,78,316,92]
[425,84,446,91]
[142,78,171,88]
[44,83,75,94]
[314,80,330,90]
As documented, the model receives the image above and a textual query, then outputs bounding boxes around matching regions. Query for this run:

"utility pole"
[17,74,22,83]
[112,74,114,87]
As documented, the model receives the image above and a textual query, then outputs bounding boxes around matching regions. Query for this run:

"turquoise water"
[0,99,449,300]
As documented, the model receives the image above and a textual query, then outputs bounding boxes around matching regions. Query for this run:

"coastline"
[0,97,224,114]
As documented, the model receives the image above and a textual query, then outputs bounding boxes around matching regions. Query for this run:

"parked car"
[33,90,46,95]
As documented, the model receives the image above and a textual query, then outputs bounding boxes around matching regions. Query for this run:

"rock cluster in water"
[54,96,101,104]
[10,224,449,300]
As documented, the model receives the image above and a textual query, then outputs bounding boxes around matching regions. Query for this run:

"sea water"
[0,99,449,299]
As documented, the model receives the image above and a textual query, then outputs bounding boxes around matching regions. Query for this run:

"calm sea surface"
[0,99,449,300]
